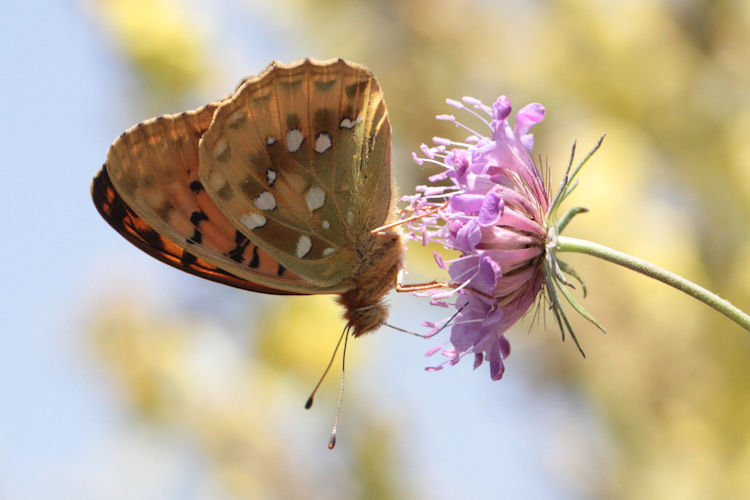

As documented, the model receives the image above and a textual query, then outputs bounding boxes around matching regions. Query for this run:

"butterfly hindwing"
[198,59,393,289]
[101,101,326,294]
[91,167,298,295]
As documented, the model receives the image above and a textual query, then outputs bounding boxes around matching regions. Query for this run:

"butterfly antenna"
[383,322,428,337]
[328,324,350,450]
[305,323,348,410]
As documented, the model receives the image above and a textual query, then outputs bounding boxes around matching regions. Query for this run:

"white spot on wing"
[305,185,325,212]
[322,220,330,229]
[229,110,245,126]
[213,138,229,159]
[296,235,312,258]
[314,133,332,153]
[207,173,225,191]
[266,136,276,145]
[241,213,266,229]
[340,115,363,129]
[286,129,304,152]
[266,169,277,186]
[253,191,276,211]
[322,247,336,256]
[346,210,354,225]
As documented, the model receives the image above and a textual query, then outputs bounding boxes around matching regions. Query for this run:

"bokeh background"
[2,0,749,498]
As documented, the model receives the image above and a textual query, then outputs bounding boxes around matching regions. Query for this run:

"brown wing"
[198,58,392,289]
[96,101,319,294]
[92,166,300,295]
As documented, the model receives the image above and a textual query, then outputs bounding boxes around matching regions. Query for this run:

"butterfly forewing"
[101,102,320,294]
[199,59,393,289]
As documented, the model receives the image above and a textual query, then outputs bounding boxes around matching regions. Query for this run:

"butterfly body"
[93,58,404,336]
[337,228,404,335]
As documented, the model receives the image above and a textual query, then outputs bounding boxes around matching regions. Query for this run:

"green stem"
[555,236,750,331]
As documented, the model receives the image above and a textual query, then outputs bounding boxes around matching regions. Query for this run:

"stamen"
[417,158,450,169]
[461,96,483,106]
[434,139,475,148]
[433,251,447,269]
[417,189,462,199]
[420,143,437,159]
[437,114,484,139]
[425,344,442,357]
[454,316,485,326]
[448,263,480,285]
[459,105,492,129]
[461,96,493,115]
[428,171,449,182]
[375,201,449,235]
[420,186,452,197]
[446,98,464,109]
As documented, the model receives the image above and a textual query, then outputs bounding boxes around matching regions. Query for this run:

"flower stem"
[554,236,750,331]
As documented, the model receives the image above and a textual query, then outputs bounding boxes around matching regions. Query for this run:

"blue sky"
[0,2,596,498]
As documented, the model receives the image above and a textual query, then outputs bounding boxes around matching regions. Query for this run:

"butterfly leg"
[395,281,450,293]
[393,269,450,293]
[393,270,496,300]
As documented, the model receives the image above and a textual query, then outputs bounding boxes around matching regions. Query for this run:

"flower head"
[403,95,549,380]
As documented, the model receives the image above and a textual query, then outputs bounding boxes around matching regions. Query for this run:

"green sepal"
[556,206,589,234]
[556,258,587,298]
[544,265,586,357]
[553,271,607,334]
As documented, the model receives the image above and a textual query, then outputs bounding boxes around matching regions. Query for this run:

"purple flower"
[404,96,549,380]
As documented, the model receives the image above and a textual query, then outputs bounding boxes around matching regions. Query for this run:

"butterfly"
[92,58,405,337]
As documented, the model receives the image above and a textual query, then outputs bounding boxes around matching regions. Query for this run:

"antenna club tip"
[328,435,337,449]
[305,397,314,409]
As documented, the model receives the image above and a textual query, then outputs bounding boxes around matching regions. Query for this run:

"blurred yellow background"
[2,0,748,498]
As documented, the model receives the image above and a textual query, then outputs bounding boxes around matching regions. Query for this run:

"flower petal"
[448,254,480,284]
[478,190,504,226]
[487,340,506,381]
[515,103,545,137]
[477,254,503,291]
[450,194,484,214]
[433,251,448,269]
[473,352,484,369]
[454,219,482,252]
[499,335,511,358]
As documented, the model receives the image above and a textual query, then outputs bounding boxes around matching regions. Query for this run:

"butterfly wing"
[92,167,298,295]
[198,58,393,289]
[99,101,329,294]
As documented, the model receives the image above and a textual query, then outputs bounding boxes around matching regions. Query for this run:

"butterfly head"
[342,300,389,337]
[337,229,405,337]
